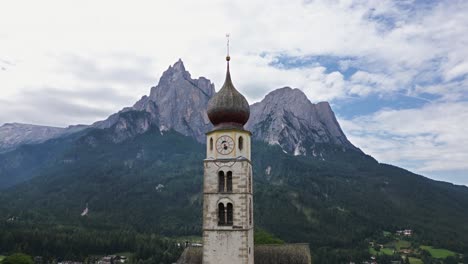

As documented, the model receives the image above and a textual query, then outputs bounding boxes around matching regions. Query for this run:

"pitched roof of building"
[176,246,202,264]
[176,244,312,264]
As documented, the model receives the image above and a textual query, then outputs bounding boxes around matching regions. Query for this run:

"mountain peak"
[134,59,215,142]
[246,87,358,155]
[85,62,358,156]
[266,86,304,97]
[172,58,186,72]
[93,59,215,143]
[260,87,310,107]
[148,59,215,99]
[158,59,190,84]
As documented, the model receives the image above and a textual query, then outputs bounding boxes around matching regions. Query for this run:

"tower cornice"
[206,128,252,135]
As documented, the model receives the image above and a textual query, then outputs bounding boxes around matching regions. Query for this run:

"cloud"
[444,62,468,81]
[258,0,468,102]
[339,101,468,185]
[0,0,467,184]
[58,54,156,85]
[0,86,132,126]
[1,0,467,110]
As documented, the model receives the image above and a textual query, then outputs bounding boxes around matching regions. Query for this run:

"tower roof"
[207,58,250,130]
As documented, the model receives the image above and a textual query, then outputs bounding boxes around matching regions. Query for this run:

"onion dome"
[207,57,250,130]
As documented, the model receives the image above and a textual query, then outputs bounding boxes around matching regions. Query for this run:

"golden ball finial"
[226,55,231,61]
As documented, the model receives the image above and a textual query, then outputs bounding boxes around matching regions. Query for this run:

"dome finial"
[226,33,231,62]
[206,34,250,130]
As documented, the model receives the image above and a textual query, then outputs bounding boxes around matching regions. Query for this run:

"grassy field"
[381,248,395,255]
[396,240,411,250]
[420,245,456,258]
[383,231,392,237]
[408,257,423,264]
[369,247,394,256]
[384,239,411,251]
[0,255,5,263]
[369,248,378,255]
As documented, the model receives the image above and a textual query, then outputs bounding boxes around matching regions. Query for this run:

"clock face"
[216,136,235,155]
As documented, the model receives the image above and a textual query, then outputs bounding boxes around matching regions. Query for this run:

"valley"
[367,231,462,264]
[0,60,467,264]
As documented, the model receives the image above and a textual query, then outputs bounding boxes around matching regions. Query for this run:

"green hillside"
[1,124,468,262]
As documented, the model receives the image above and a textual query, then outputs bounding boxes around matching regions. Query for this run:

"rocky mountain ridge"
[92,59,214,143]
[246,87,359,155]
[0,59,357,156]
[91,59,358,155]
[0,123,86,153]
[1,62,468,261]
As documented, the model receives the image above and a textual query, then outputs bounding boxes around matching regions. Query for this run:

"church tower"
[202,53,254,264]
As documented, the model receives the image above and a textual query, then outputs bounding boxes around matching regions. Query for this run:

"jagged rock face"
[143,59,215,142]
[0,123,86,152]
[92,107,134,130]
[246,87,359,155]
[109,107,159,144]
[2,60,358,156]
[93,59,215,143]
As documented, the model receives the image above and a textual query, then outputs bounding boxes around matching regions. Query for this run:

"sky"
[0,0,467,185]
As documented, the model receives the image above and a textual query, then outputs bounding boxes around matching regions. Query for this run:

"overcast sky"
[1,0,467,185]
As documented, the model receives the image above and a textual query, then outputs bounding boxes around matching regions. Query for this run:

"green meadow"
[420,245,457,258]
[395,240,411,250]
[369,247,394,256]
[408,257,423,264]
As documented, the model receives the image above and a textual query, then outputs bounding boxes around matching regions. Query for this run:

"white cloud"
[0,0,467,118]
[0,0,468,183]
[444,62,468,81]
[340,101,468,185]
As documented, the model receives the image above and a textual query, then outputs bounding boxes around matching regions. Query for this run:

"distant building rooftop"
[176,244,312,264]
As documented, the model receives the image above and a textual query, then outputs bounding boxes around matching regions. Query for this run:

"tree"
[3,254,33,264]
[444,256,457,264]
[405,256,410,264]
[254,229,284,245]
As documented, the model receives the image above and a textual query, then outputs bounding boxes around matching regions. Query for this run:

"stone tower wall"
[202,129,254,264]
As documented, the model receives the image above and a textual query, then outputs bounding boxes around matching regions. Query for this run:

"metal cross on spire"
[226,33,230,56]
[226,33,231,61]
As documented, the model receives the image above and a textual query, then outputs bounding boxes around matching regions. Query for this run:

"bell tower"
[202,51,254,264]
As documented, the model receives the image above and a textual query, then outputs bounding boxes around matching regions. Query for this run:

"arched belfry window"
[249,199,252,225]
[218,171,225,192]
[209,137,213,151]
[218,203,225,225]
[227,203,233,225]
[238,136,244,151]
[227,171,233,192]
[249,173,252,193]
[218,202,233,226]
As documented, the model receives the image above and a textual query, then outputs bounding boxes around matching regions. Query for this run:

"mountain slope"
[0,128,90,188]
[0,123,86,153]
[1,60,354,157]
[1,59,468,261]
[0,122,467,256]
[0,63,359,188]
